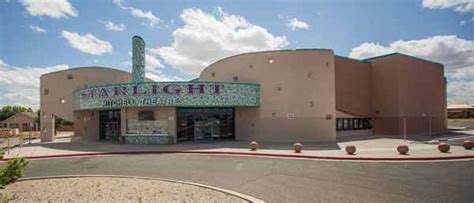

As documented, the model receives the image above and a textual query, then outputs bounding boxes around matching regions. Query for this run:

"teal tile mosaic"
[73,82,260,111]
[124,135,174,145]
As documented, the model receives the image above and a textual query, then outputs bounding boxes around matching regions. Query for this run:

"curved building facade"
[40,38,447,144]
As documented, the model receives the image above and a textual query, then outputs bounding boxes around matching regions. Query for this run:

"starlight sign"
[72,82,260,110]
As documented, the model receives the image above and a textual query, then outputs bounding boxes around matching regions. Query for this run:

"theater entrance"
[176,108,235,142]
[99,109,121,141]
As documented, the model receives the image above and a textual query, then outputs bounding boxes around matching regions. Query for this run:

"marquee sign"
[73,82,260,110]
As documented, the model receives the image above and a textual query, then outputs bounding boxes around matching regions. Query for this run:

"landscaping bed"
[0,176,249,202]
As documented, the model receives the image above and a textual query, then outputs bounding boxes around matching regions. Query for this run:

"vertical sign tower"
[132,36,145,82]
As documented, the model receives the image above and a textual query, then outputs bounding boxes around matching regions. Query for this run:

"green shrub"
[0,157,29,188]
[0,151,3,160]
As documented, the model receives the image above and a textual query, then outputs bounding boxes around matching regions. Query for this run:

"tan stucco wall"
[369,55,446,135]
[40,67,132,142]
[335,57,372,117]
[200,50,337,142]
[73,110,99,141]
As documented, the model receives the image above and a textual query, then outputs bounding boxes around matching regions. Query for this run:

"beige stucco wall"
[335,56,372,117]
[40,67,132,142]
[369,55,446,135]
[73,110,99,141]
[200,50,337,142]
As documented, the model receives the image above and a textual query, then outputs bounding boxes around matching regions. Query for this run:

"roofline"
[41,66,130,78]
[1,112,35,122]
[201,48,334,76]
[335,55,370,64]
[362,52,443,66]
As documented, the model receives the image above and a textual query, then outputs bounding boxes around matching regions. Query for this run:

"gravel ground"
[0,177,248,202]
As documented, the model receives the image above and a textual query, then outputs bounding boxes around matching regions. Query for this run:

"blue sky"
[0,0,473,108]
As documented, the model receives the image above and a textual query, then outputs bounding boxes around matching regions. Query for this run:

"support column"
[40,113,55,142]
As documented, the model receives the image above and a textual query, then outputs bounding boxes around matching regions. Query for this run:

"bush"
[0,151,3,160]
[0,157,29,188]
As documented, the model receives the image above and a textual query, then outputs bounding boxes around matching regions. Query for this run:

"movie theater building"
[39,36,447,144]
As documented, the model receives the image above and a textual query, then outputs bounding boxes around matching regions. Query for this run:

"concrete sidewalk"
[3,134,474,160]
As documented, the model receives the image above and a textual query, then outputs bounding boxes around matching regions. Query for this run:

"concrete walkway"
[3,133,474,160]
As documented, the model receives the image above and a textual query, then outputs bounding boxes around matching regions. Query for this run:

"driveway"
[21,154,474,202]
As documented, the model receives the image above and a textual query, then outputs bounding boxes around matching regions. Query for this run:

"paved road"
[20,154,474,202]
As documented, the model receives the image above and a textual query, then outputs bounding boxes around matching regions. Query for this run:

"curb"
[2,150,474,162]
[17,175,265,203]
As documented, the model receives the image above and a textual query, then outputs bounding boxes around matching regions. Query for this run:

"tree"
[0,106,34,121]
[35,109,41,129]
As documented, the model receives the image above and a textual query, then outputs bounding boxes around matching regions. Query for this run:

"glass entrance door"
[177,108,234,142]
[99,109,121,141]
[194,119,214,142]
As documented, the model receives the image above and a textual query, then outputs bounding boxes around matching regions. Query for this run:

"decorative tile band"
[123,135,174,145]
[73,82,260,111]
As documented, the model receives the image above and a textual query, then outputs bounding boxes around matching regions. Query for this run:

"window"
[211,72,215,77]
[44,88,49,95]
[249,64,253,68]
[233,76,239,81]
[268,58,274,64]
[336,118,373,131]
[307,71,312,78]
[67,74,73,79]
[60,99,65,104]
[138,111,155,120]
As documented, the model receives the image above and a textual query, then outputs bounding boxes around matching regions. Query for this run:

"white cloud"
[20,0,77,18]
[99,20,126,31]
[129,7,161,28]
[460,17,474,25]
[145,70,184,82]
[349,35,474,104]
[0,59,8,70]
[447,80,474,104]
[349,35,474,69]
[447,66,474,80]
[112,0,127,10]
[148,8,288,75]
[29,25,46,33]
[113,0,161,28]
[0,59,69,109]
[422,0,474,12]
[145,54,164,70]
[61,30,113,55]
[287,18,310,30]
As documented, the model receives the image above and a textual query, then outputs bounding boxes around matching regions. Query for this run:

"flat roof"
[362,52,443,66]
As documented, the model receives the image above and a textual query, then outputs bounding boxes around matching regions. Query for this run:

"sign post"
[403,117,407,142]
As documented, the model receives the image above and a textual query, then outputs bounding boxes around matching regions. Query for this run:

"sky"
[0,0,473,109]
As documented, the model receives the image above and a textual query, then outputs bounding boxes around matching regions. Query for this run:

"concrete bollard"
[293,143,303,153]
[462,140,473,150]
[345,145,356,155]
[397,145,409,155]
[438,143,450,153]
[249,141,258,151]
